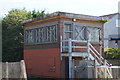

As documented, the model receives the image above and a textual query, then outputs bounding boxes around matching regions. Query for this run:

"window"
[24,24,58,44]
[116,19,120,27]
[47,25,57,42]
[73,25,100,42]
[26,29,34,43]
[63,24,73,40]
[35,28,39,43]
[25,30,28,43]
[74,26,89,40]
[88,27,100,42]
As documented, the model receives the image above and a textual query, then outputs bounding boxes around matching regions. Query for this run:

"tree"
[0,18,2,62]
[31,10,45,18]
[2,9,30,62]
[2,9,45,62]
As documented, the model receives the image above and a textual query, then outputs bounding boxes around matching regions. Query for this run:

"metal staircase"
[61,39,113,78]
[88,42,113,78]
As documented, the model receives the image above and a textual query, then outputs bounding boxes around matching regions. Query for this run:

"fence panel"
[2,60,27,79]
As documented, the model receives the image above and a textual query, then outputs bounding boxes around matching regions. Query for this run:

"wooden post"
[109,64,112,76]
[68,38,72,78]
[104,60,107,78]
[20,60,27,79]
[94,60,97,78]
[87,40,90,60]
[72,59,74,78]
[6,62,8,79]
[100,42,102,65]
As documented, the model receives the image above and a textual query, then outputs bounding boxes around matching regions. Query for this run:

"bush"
[104,48,120,59]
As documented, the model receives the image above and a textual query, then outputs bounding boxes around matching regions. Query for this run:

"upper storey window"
[116,19,120,27]
[63,22,101,42]
[88,27,100,42]
[63,24,73,40]
[24,24,58,44]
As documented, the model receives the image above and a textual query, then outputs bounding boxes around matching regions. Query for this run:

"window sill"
[24,41,58,45]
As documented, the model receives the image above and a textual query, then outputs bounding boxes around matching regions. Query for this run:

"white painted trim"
[62,52,88,57]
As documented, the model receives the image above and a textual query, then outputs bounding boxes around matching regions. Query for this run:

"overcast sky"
[0,0,120,17]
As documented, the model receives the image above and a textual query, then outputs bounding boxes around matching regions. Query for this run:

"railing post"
[72,59,75,78]
[69,38,72,53]
[104,60,107,78]
[109,64,112,76]
[87,40,90,60]
[94,60,97,78]
[68,38,72,78]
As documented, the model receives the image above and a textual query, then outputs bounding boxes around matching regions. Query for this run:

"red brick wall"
[24,48,61,78]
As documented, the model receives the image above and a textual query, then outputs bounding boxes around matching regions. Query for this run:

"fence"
[88,60,120,79]
[73,60,120,78]
[2,60,27,79]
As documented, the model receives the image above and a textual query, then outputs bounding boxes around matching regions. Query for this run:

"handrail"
[89,48,104,64]
[71,40,87,43]
[89,42,110,66]
[61,39,113,78]
[88,42,112,78]
[61,40,87,43]
[89,43,104,60]
[106,68,113,78]
[61,39,88,53]
[61,39,110,66]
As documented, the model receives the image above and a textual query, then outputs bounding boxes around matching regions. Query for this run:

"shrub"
[104,48,120,59]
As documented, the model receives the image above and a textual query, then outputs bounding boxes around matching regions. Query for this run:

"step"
[61,52,88,57]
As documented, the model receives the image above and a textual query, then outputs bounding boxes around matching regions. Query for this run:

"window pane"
[25,24,58,44]
[64,24,72,40]
[88,28,99,42]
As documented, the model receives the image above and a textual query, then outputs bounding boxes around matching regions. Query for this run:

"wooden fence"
[2,60,27,79]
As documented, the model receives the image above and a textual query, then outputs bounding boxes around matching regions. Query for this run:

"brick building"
[23,12,106,78]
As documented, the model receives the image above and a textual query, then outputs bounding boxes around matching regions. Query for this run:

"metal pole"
[69,38,72,78]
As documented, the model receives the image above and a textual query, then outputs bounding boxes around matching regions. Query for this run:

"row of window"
[24,25,58,44]
[24,23,101,44]
[63,24,101,42]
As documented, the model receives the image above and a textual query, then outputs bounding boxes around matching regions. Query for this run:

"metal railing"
[88,42,110,66]
[61,39,88,53]
[88,42,113,78]
[60,38,113,78]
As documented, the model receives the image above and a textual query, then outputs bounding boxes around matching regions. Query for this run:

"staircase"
[61,39,113,78]
[88,42,113,78]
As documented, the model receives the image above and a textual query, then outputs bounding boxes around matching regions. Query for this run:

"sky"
[0,0,120,17]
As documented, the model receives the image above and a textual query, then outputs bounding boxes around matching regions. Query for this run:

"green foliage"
[0,18,2,62]
[104,48,120,60]
[31,10,45,18]
[2,9,45,62]
[99,20,109,23]
[2,9,30,62]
